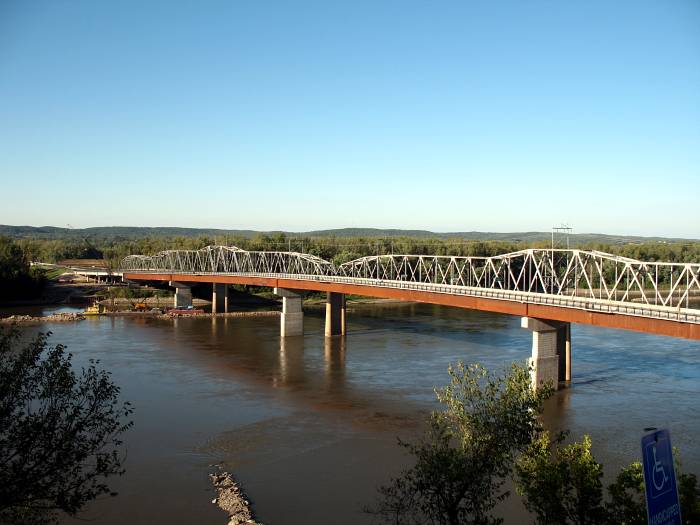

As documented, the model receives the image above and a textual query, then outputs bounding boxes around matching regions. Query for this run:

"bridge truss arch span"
[120,246,700,323]
[338,249,700,309]
[121,245,337,276]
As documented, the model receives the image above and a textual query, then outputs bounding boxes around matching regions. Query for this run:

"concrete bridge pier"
[274,288,304,337]
[325,292,346,337]
[521,317,571,390]
[170,281,193,309]
[212,283,229,313]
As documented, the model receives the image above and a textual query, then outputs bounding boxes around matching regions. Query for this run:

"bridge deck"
[123,272,700,340]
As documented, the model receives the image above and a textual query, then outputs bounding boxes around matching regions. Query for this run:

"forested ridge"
[3,231,700,269]
[2,224,696,245]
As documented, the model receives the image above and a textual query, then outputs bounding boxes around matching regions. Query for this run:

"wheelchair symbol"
[651,444,669,492]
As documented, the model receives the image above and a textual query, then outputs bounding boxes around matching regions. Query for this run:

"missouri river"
[4,303,700,524]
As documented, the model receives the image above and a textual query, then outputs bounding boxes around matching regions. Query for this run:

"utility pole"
[551,224,572,250]
[552,224,573,293]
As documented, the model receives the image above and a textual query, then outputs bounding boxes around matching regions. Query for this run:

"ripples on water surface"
[7,303,698,524]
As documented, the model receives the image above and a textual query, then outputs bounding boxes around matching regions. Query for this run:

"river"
[4,303,700,524]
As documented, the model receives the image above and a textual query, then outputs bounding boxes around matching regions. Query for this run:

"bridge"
[121,245,700,389]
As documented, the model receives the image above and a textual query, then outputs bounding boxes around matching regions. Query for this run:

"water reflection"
[276,335,305,388]
[41,302,700,525]
[324,336,346,396]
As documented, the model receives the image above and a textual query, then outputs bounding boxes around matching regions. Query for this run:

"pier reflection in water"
[31,303,700,525]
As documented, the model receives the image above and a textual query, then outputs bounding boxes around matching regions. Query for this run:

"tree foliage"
[0,236,45,301]
[515,434,700,525]
[366,362,553,525]
[605,461,647,524]
[515,432,605,525]
[0,328,133,524]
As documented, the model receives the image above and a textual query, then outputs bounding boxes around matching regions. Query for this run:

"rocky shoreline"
[159,311,280,319]
[210,469,262,525]
[0,312,86,324]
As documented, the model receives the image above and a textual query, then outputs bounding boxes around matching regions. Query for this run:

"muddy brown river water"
[3,303,699,524]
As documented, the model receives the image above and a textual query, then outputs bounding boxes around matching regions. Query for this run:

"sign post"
[641,428,682,525]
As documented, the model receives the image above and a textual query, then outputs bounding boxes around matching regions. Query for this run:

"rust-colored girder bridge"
[121,246,700,388]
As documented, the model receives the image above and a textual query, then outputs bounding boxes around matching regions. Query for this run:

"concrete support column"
[521,317,571,390]
[212,283,228,314]
[170,281,193,308]
[557,322,571,383]
[325,292,346,337]
[274,288,303,337]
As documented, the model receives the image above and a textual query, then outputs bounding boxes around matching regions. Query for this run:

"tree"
[516,434,700,525]
[515,433,606,525]
[0,236,45,301]
[605,462,647,524]
[0,328,133,524]
[366,362,553,525]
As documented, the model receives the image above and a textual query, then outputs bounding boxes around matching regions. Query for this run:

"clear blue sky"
[1,0,698,237]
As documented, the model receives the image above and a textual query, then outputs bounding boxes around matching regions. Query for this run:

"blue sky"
[1,1,698,237]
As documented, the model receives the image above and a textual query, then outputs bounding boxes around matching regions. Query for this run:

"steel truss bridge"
[122,245,700,339]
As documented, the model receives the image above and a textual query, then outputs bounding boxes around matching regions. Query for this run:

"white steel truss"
[338,249,700,309]
[121,246,700,320]
[121,245,335,277]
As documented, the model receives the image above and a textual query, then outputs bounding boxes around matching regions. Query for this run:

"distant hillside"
[0,225,262,240]
[0,224,696,246]
[304,228,698,245]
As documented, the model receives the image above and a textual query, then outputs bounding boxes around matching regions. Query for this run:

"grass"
[31,266,69,280]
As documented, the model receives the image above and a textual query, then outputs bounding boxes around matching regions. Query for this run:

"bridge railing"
[121,246,700,310]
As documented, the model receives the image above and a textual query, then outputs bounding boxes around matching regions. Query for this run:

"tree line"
[9,233,700,267]
[1,233,698,302]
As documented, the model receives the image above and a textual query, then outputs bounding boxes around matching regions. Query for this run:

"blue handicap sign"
[641,429,682,525]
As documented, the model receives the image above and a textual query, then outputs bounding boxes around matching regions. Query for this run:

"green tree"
[515,433,606,525]
[517,435,700,525]
[0,236,45,301]
[607,458,700,525]
[0,236,30,282]
[332,250,363,266]
[0,328,133,524]
[605,462,646,524]
[678,470,700,524]
[366,362,553,525]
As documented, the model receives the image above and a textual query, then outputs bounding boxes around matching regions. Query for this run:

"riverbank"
[0,312,86,324]
[158,311,280,319]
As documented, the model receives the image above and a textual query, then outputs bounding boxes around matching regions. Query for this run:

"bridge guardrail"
[121,269,700,325]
